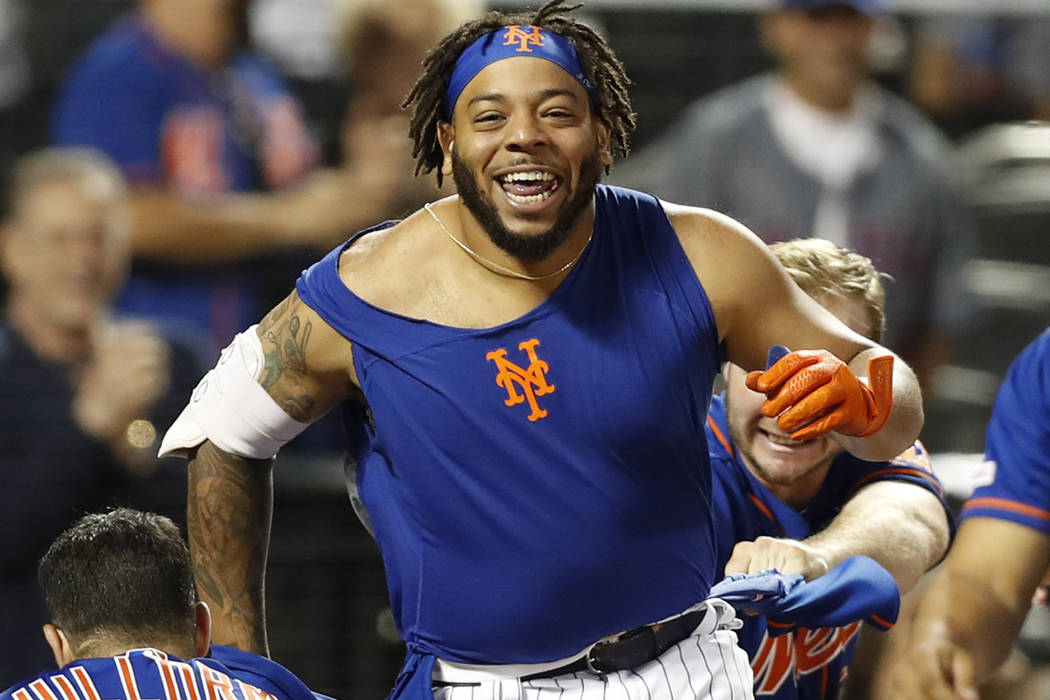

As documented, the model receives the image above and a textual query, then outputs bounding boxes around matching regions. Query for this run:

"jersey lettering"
[116,657,158,700]
[195,665,237,700]
[29,680,60,700]
[157,659,203,700]
[12,690,33,700]
[486,339,556,421]
[751,622,862,695]
[501,26,545,53]
[70,667,102,700]
[232,681,277,700]
[50,676,80,700]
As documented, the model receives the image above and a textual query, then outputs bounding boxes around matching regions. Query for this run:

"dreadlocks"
[402,0,635,186]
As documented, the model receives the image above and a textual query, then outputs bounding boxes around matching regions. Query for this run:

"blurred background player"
[335,0,483,217]
[890,326,1050,700]
[0,508,328,700]
[50,0,407,358]
[707,238,952,699]
[0,147,201,686]
[614,0,973,393]
[908,15,1050,140]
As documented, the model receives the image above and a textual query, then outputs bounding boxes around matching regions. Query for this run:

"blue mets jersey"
[962,327,1050,531]
[296,186,723,665]
[0,647,322,700]
[706,394,952,699]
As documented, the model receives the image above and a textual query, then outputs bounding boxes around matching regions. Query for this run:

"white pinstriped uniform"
[433,630,755,700]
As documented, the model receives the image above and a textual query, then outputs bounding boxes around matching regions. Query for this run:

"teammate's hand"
[724,536,831,581]
[745,350,894,440]
[73,321,171,446]
[890,637,979,700]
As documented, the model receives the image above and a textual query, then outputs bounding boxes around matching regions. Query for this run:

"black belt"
[521,606,709,681]
[432,606,711,688]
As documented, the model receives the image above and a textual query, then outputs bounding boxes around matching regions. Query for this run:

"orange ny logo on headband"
[486,339,555,421]
[502,25,545,53]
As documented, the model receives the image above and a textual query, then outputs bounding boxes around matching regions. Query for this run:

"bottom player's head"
[37,508,209,666]
[724,238,886,506]
[403,0,635,262]
[1,147,129,338]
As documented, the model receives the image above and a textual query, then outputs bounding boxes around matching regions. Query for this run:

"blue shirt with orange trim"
[962,327,1050,531]
[52,13,319,355]
[706,393,953,699]
[297,186,723,667]
[0,647,327,700]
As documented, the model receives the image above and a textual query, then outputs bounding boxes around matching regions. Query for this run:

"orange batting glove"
[745,348,894,440]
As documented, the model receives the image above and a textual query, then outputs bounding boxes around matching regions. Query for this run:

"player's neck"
[780,71,859,115]
[76,635,196,662]
[450,198,597,284]
[141,3,233,69]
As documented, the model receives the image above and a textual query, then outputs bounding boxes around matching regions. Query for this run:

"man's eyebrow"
[467,92,506,107]
[466,88,582,108]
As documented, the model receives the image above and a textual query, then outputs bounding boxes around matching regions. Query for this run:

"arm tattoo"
[188,441,273,654]
[257,294,317,420]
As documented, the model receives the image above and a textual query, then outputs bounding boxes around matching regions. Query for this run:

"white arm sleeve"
[159,325,311,460]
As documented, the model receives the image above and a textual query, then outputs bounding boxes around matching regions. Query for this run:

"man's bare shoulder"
[337,207,445,309]
[661,200,760,252]
[659,199,790,347]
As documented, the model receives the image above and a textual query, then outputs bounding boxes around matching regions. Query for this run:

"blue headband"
[442,26,597,120]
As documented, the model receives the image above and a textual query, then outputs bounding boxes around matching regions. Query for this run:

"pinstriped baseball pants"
[433,630,755,700]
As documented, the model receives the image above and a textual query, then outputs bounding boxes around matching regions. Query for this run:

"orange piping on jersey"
[963,497,1050,522]
[869,614,895,629]
[707,416,734,457]
[748,493,777,522]
[849,468,943,497]
[768,620,795,629]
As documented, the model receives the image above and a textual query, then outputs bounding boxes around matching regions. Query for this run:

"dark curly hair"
[402,0,635,186]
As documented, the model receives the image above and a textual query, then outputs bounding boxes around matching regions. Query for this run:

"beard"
[451,149,602,264]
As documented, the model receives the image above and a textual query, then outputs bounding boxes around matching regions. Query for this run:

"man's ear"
[437,122,455,178]
[43,624,75,668]
[194,601,212,658]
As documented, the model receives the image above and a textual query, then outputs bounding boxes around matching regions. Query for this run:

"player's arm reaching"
[725,479,950,591]
[892,518,1050,700]
[164,291,358,654]
[667,203,923,462]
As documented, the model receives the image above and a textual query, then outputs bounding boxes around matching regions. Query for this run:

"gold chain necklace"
[424,202,592,282]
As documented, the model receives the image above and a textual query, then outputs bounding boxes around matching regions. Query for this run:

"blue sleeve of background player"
[962,329,1050,533]
[51,46,166,182]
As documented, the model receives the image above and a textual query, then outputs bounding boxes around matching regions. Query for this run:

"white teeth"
[505,189,554,204]
[502,171,555,182]
[766,433,803,447]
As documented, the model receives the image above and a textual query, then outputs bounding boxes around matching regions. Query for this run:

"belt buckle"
[585,624,656,676]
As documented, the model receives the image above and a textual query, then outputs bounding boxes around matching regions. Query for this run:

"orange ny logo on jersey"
[486,339,555,421]
[751,622,862,695]
[502,25,545,53]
